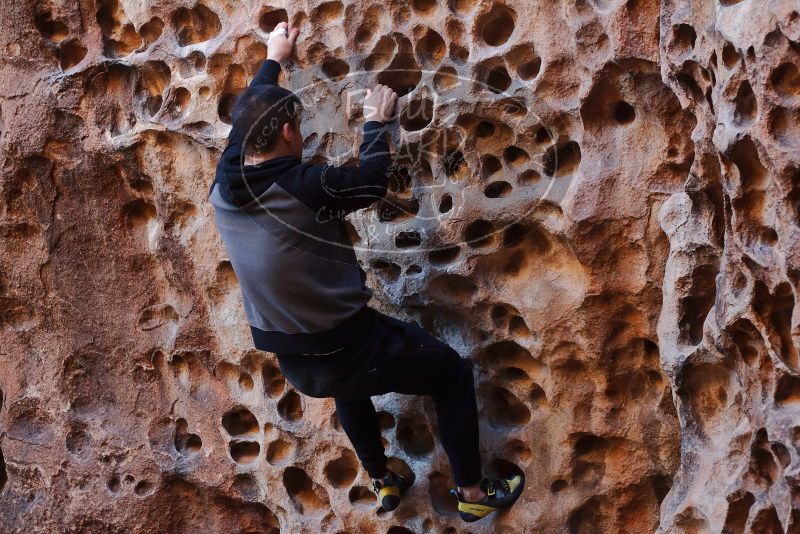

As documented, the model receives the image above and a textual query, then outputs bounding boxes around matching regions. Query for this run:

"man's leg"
[334,396,387,480]
[374,318,483,490]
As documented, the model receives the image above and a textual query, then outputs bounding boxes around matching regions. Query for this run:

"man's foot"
[450,474,525,522]
[373,470,414,511]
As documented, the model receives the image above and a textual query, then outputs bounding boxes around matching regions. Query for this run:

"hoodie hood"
[211,141,302,207]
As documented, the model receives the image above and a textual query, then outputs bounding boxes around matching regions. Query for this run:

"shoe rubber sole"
[458,473,526,523]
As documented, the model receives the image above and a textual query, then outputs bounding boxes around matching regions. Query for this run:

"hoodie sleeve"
[250,59,282,86]
[279,121,393,216]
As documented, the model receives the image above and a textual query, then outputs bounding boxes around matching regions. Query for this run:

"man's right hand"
[267,22,299,63]
[364,85,398,123]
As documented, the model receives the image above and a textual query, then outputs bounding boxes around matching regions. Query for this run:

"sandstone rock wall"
[0,0,796,533]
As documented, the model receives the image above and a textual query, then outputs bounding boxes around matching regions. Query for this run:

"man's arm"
[251,22,299,86]
[281,86,399,216]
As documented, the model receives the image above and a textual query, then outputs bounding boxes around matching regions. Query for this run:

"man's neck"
[244,146,298,166]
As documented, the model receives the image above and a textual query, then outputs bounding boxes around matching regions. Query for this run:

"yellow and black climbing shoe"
[450,474,525,522]
[373,470,414,511]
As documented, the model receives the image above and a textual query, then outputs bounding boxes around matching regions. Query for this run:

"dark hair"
[230,84,301,155]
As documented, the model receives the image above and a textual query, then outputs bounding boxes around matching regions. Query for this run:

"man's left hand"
[267,22,299,63]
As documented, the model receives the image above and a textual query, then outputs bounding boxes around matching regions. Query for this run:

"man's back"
[210,55,393,354]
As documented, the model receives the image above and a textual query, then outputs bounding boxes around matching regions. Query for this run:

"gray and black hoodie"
[209,59,392,354]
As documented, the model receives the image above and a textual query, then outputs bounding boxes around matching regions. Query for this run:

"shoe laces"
[486,477,510,496]
[374,471,394,492]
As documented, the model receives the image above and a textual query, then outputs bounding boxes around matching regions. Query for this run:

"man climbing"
[209,22,525,523]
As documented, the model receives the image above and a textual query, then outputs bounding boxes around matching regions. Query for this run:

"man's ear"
[281,122,294,144]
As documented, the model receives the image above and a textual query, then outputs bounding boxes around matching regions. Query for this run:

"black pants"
[276,309,482,487]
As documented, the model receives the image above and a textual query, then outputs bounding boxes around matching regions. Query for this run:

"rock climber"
[208,22,525,522]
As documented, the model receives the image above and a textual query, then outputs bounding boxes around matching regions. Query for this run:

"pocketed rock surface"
[0,0,797,532]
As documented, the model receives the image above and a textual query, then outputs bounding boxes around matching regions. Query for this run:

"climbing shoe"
[450,474,525,522]
[373,470,413,511]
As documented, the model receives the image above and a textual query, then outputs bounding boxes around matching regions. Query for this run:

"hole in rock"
[485,65,512,93]
[397,416,435,457]
[479,384,531,429]
[518,169,540,185]
[551,479,568,493]
[503,146,529,166]
[371,259,402,280]
[416,27,446,67]
[775,374,800,404]
[378,411,396,429]
[134,480,154,496]
[311,1,343,24]
[278,391,303,421]
[771,63,800,98]
[449,0,476,16]
[140,17,164,48]
[376,36,422,97]
[135,60,171,119]
[443,150,468,179]
[262,361,286,398]
[427,274,478,304]
[283,466,330,514]
[476,120,496,138]
[364,36,396,72]
[613,101,636,124]
[477,4,516,47]
[217,92,239,124]
[324,450,358,487]
[174,418,202,455]
[428,245,460,265]
[123,199,157,232]
[722,42,740,68]
[677,264,717,346]
[321,58,349,81]
[172,4,221,46]
[482,155,502,178]
[229,440,260,463]
[543,141,581,177]
[378,197,420,222]
[507,43,541,81]
[165,87,191,121]
[266,438,291,464]
[232,473,260,501]
[771,442,791,468]
[35,10,69,42]
[58,39,87,71]
[258,8,288,32]
[678,362,731,436]
[412,0,437,15]
[733,81,757,125]
[395,231,422,248]
[671,24,696,54]
[751,506,782,533]
[464,219,495,248]
[349,485,376,506]
[503,223,526,246]
[429,471,458,515]
[400,96,434,131]
[222,406,259,436]
[387,527,415,534]
[238,372,254,391]
[434,66,459,92]
[438,194,453,213]
[484,181,512,198]
[96,0,141,57]
[723,491,755,534]
[752,281,797,371]
[107,475,120,494]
